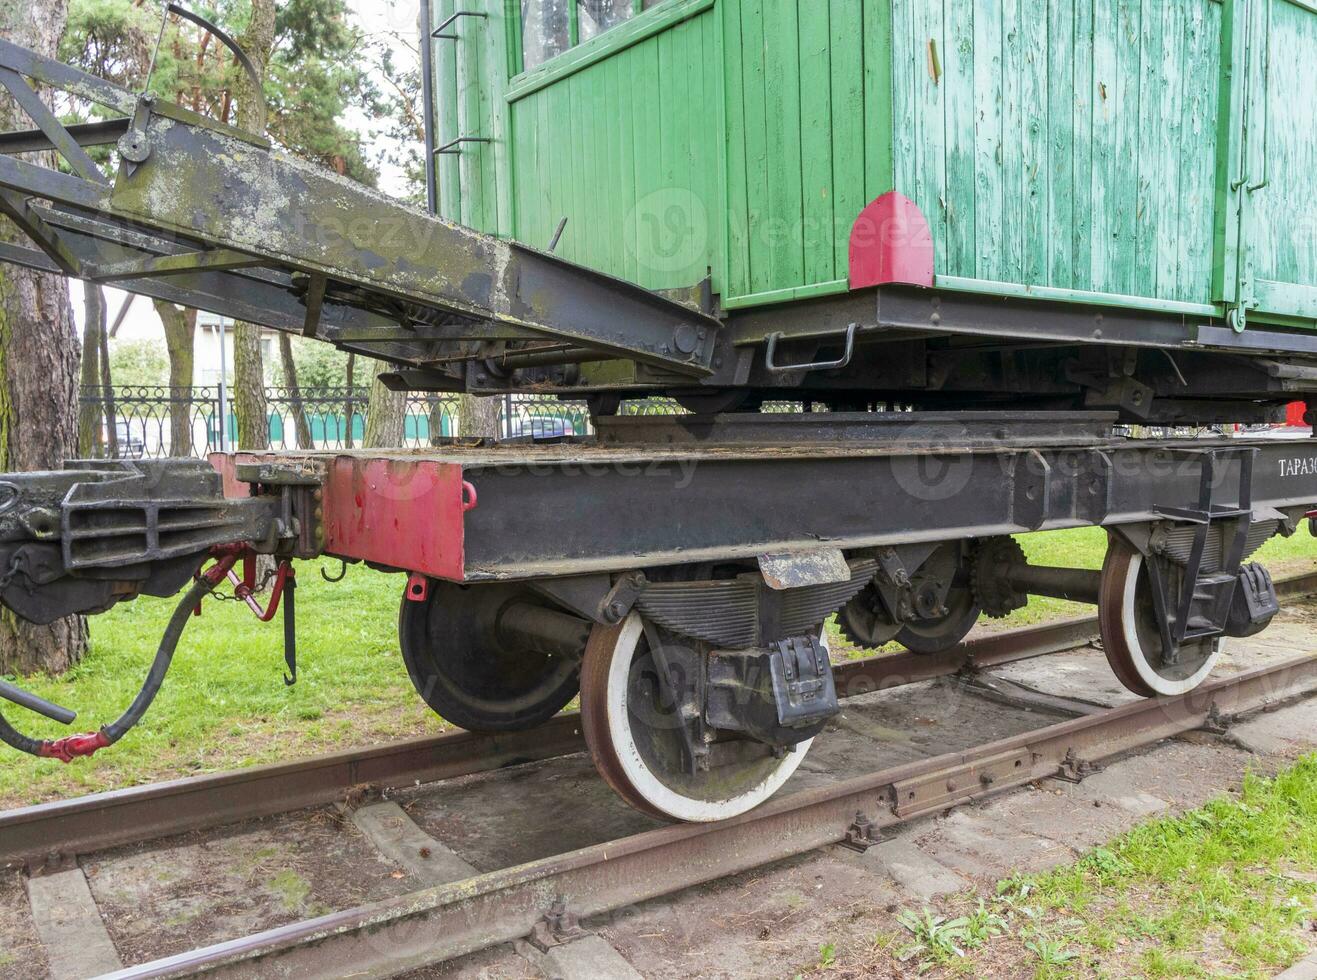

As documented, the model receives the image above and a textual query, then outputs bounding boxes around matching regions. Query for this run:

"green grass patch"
[862,754,1317,979]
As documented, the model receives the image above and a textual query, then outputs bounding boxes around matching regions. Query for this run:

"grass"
[0,560,443,808]
[0,529,1313,809]
[806,754,1317,978]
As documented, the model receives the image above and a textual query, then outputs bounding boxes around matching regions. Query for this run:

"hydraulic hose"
[0,556,234,763]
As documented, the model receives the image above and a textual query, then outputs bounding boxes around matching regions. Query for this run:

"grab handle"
[765,323,858,375]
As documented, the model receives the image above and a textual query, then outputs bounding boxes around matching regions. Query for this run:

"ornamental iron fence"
[79,386,603,460]
[76,386,824,460]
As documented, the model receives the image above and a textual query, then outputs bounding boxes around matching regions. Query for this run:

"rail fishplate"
[891,748,1034,818]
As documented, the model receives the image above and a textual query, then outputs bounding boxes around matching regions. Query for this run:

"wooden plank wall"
[440,0,1314,320]
[1249,0,1317,315]
[719,0,1227,309]
[892,0,1225,307]
[722,0,892,305]
[507,8,723,292]
[434,0,514,237]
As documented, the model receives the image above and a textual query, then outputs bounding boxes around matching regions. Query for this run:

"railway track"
[0,608,1110,871]
[3,569,1315,979]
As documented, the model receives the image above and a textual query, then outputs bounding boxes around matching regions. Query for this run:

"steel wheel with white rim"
[580,613,817,823]
[1099,537,1224,698]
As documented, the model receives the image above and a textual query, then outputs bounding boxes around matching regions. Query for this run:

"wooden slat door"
[1230,0,1317,328]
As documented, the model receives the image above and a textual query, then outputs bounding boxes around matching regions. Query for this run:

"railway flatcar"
[0,2,1313,823]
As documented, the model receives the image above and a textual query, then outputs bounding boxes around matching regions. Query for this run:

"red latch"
[39,730,110,764]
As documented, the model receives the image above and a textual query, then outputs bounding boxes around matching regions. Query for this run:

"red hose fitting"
[39,730,111,764]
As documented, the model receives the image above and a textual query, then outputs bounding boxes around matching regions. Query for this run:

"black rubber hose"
[0,572,220,762]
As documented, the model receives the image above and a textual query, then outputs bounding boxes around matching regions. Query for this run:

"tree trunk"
[98,305,117,458]
[232,322,269,450]
[0,0,88,674]
[459,394,501,440]
[78,286,104,457]
[278,334,312,449]
[363,359,407,449]
[228,0,277,454]
[344,352,356,448]
[155,301,197,457]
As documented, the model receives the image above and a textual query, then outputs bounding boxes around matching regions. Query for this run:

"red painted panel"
[1287,402,1307,427]
[208,454,468,582]
[848,192,936,290]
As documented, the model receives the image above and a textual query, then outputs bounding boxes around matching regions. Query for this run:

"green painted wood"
[1182,0,1222,304]
[862,0,895,202]
[1158,0,1190,299]
[1244,0,1317,324]
[1132,0,1159,299]
[1070,0,1094,292]
[1001,0,1025,283]
[505,4,723,291]
[1021,0,1048,287]
[799,1,834,286]
[435,0,462,222]
[456,3,483,229]
[973,0,1004,283]
[463,0,1312,326]
[722,0,749,297]
[944,0,975,277]
[1112,0,1140,297]
[830,0,867,279]
[1089,0,1116,295]
[762,0,805,291]
[1213,0,1248,305]
[739,0,770,294]
[1046,0,1074,288]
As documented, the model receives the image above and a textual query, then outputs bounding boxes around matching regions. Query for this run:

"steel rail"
[99,652,1317,980]
[0,610,1098,868]
[3,569,1313,871]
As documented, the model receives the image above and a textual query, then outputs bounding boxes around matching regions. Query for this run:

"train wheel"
[399,582,583,734]
[580,614,813,822]
[1099,537,1223,698]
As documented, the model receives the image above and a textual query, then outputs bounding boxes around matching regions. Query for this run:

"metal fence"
[79,386,606,460]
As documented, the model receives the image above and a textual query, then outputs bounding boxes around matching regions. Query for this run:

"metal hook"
[320,559,349,583]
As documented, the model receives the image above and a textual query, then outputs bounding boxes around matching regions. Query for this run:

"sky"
[78,0,422,344]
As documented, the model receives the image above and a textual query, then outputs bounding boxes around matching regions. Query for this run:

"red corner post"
[848,192,936,290]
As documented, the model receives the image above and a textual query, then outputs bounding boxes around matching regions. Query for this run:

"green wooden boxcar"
[428,0,1317,333]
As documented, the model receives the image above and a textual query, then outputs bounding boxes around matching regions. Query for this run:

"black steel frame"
[404,422,1317,581]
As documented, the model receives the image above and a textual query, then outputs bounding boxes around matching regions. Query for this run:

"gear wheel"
[837,584,903,649]
[971,537,1030,619]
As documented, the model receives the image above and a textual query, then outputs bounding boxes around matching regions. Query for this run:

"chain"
[209,564,281,604]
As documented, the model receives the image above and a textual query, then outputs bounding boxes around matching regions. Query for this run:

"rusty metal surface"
[0,718,586,871]
[5,570,1312,872]
[100,653,1317,979]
